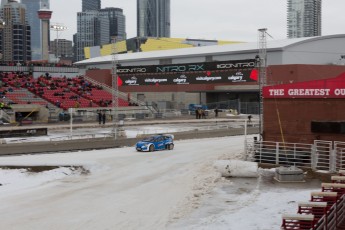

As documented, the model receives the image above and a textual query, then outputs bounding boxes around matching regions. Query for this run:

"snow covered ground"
[0,134,322,230]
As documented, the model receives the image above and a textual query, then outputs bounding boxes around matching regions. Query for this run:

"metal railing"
[248,140,314,168]
[282,173,345,230]
[207,99,260,115]
[82,75,158,116]
[82,75,144,106]
[49,133,112,142]
[0,110,12,123]
[0,65,79,74]
[312,194,344,230]
[247,139,345,173]
[71,106,155,121]
[334,142,345,172]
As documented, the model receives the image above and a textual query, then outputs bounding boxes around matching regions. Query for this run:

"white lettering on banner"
[228,75,244,81]
[228,71,245,82]
[196,76,222,81]
[118,68,146,73]
[267,88,345,97]
[144,78,168,83]
[334,89,345,95]
[156,65,204,72]
[268,89,285,96]
[125,80,138,85]
[173,78,188,84]
[217,62,255,69]
[288,89,331,96]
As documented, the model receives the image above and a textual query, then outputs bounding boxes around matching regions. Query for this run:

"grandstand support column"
[257,28,267,140]
[111,36,119,140]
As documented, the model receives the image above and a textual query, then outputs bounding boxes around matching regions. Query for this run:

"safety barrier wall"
[0,66,79,74]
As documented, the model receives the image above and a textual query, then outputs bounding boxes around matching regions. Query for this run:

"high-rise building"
[82,0,100,12]
[76,2,127,61]
[99,7,126,42]
[75,11,109,61]
[0,0,7,8]
[50,39,73,58]
[21,0,49,60]
[137,0,170,38]
[0,0,31,62]
[287,0,321,38]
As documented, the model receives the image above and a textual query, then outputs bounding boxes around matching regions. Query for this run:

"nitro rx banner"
[117,59,256,74]
[118,69,258,86]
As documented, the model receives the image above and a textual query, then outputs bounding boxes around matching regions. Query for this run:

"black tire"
[168,143,174,150]
[149,144,154,152]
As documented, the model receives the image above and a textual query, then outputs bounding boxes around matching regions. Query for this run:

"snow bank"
[214,160,259,177]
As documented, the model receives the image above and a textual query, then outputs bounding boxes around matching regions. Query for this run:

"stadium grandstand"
[0,71,151,125]
[84,37,242,59]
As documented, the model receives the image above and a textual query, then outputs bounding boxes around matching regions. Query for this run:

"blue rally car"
[136,134,174,152]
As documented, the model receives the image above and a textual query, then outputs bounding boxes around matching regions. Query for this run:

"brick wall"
[264,98,345,143]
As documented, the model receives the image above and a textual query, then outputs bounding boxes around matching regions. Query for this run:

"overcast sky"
[50,0,345,42]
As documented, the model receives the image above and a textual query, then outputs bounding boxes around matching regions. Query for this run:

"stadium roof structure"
[83,37,242,59]
[75,34,345,66]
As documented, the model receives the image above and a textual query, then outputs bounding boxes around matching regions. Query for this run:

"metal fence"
[315,194,345,230]
[246,139,345,173]
[207,99,259,115]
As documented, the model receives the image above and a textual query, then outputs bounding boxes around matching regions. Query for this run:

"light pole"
[257,28,268,141]
[50,24,68,62]
[255,55,262,139]
[111,36,119,139]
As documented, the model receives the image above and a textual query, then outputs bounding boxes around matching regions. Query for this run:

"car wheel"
[168,144,174,150]
[149,144,154,152]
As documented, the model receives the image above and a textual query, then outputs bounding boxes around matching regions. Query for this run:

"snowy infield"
[0,135,321,230]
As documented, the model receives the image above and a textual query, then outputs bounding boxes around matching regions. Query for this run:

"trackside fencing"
[281,172,345,230]
[246,139,345,173]
[334,142,345,172]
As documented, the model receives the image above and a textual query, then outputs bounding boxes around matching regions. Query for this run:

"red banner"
[263,72,345,98]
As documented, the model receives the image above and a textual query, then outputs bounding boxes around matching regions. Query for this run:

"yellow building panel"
[84,47,91,59]
[84,38,242,58]
[218,40,244,45]
[141,38,193,52]
[116,40,127,53]
[100,41,127,56]
[100,44,112,56]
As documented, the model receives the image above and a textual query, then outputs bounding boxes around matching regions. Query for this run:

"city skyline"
[137,0,170,37]
[49,0,345,42]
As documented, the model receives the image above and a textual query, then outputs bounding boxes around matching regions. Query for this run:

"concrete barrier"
[0,127,258,156]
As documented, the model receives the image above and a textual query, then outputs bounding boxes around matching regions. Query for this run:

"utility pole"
[111,36,118,139]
